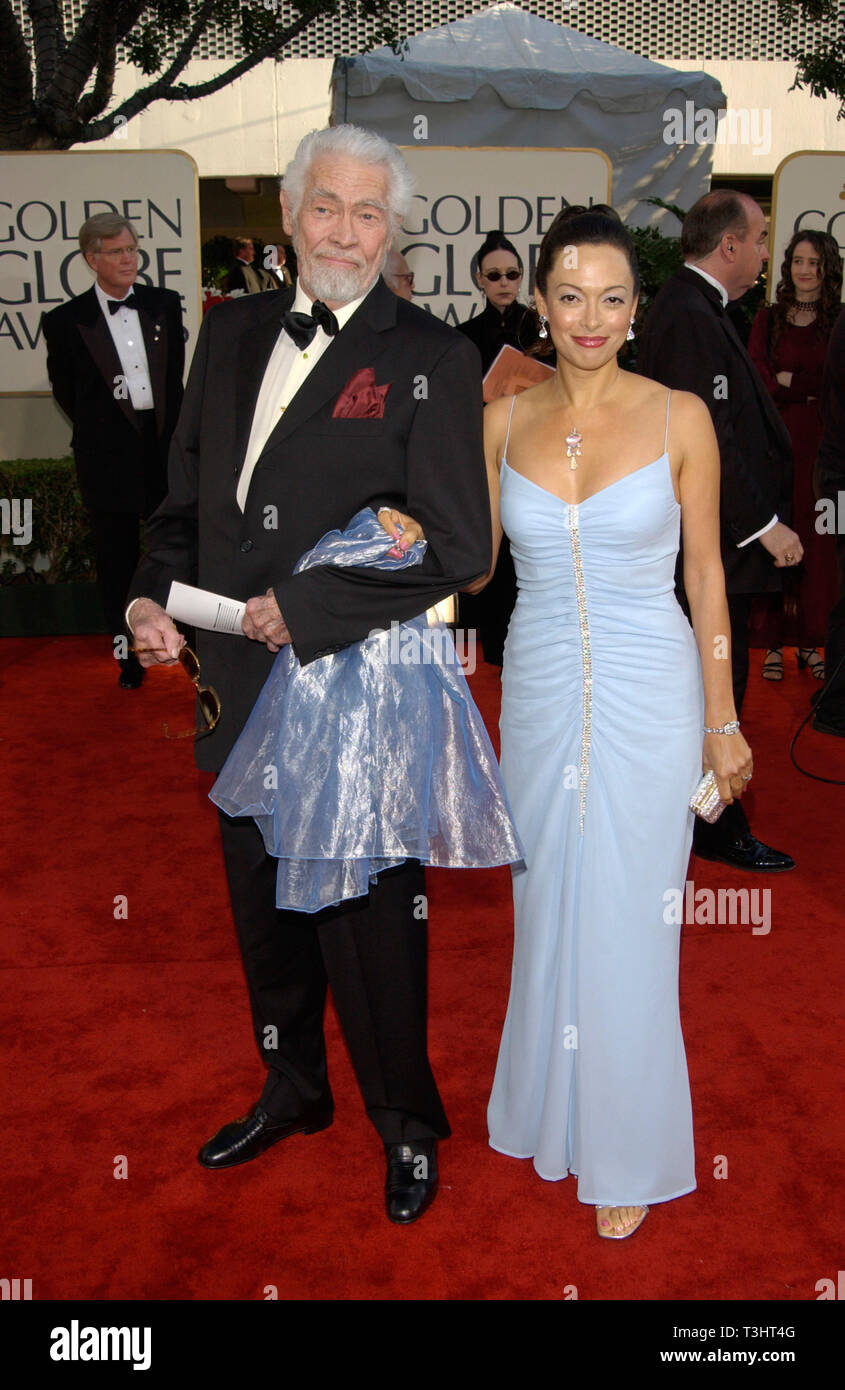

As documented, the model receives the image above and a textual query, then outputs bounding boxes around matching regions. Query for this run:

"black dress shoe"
[694,831,795,873]
[118,658,144,689]
[198,1101,333,1170]
[384,1140,439,1224]
[811,715,845,738]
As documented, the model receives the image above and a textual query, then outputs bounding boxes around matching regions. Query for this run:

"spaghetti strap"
[663,389,672,455]
[503,393,518,459]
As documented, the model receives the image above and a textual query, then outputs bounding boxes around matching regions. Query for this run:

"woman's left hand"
[702,731,754,805]
[377,506,426,557]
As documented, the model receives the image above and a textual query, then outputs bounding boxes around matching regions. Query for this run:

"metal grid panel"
[12,0,845,64]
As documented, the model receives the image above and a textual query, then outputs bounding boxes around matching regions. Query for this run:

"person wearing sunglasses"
[383,246,415,301]
[456,233,527,667]
[457,231,526,376]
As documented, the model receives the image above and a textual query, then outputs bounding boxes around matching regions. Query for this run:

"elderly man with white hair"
[126,125,490,1223]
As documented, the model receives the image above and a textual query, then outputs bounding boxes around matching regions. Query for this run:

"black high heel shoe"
[797,648,825,680]
[761,648,783,681]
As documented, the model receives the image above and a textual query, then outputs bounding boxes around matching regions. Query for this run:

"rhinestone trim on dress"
[568,505,592,834]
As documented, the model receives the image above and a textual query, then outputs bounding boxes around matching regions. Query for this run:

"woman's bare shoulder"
[667,388,714,428]
[483,393,516,425]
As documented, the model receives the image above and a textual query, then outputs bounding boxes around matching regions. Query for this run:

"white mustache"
[316,251,364,268]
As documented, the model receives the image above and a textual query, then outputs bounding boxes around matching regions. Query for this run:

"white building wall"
[670,61,844,176]
[77,57,843,180]
[81,59,335,176]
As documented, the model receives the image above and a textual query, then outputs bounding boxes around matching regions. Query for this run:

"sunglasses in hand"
[130,643,220,739]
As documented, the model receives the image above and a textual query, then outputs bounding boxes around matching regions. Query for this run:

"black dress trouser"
[816,537,845,729]
[216,810,450,1145]
[89,509,143,644]
[88,411,160,650]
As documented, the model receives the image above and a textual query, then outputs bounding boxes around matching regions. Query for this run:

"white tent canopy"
[332,4,726,229]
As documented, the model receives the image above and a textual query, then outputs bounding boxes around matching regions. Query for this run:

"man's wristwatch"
[704,720,741,735]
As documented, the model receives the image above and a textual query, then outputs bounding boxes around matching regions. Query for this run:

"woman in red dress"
[749,230,843,680]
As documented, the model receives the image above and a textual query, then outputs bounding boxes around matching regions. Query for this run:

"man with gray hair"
[126,125,490,1223]
[43,212,184,688]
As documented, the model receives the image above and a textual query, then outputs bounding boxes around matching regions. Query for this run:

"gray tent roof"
[336,3,724,114]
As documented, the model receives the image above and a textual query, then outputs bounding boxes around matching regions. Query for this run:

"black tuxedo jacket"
[224,260,265,295]
[818,307,845,502]
[128,277,490,772]
[43,284,185,516]
[637,266,793,593]
[457,299,527,375]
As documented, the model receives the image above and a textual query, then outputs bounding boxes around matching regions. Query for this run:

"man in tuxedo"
[638,191,800,872]
[262,243,294,289]
[224,237,265,295]
[43,212,184,688]
[812,308,845,736]
[126,125,490,1223]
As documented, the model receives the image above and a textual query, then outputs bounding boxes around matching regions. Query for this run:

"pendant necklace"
[565,428,583,469]
[557,368,619,471]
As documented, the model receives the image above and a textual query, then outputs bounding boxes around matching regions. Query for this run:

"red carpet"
[0,635,843,1301]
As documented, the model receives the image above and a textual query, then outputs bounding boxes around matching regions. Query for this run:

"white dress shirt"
[95,280,154,412]
[684,262,777,547]
[236,284,366,511]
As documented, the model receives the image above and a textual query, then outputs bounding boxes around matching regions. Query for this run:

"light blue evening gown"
[487,391,704,1207]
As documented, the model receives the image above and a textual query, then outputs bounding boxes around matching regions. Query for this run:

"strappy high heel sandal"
[761,648,783,681]
[596,1204,649,1240]
[797,648,825,680]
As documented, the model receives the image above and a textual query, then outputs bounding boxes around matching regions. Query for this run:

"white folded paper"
[166,580,246,635]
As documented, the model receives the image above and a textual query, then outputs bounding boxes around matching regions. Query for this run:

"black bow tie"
[108,294,138,315]
[281,300,339,350]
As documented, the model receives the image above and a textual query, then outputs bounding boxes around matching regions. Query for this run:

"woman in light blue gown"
[478,209,754,1239]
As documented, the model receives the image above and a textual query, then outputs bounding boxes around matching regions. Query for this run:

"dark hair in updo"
[475,229,523,273]
[529,205,639,356]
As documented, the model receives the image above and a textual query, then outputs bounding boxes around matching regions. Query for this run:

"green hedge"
[0,458,95,586]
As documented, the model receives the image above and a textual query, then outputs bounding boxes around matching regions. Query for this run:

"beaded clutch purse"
[689,769,726,823]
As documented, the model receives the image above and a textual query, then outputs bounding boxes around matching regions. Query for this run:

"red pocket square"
[332,368,391,419]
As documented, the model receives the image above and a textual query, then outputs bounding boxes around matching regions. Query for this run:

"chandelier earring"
[626,317,636,342]
[538,314,549,340]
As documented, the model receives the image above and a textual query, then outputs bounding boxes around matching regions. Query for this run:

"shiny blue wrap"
[210,508,524,912]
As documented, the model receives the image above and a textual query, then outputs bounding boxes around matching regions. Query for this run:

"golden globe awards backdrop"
[397,147,612,325]
[768,151,845,305]
[0,150,201,395]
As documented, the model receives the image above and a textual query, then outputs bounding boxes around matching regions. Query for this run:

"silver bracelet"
[704,720,741,735]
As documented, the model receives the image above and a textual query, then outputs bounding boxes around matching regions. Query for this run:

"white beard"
[305,260,371,303]
[295,242,391,305]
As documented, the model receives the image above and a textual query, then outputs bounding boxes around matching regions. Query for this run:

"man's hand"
[759,521,804,569]
[129,599,184,665]
[776,371,793,388]
[242,588,291,652]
